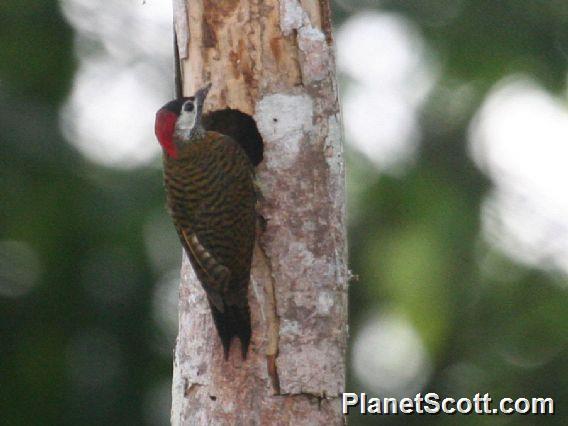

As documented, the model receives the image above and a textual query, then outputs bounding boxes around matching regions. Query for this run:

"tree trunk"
[170,0,347,424]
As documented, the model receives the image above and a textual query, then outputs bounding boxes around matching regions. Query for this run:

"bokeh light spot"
[337,12,437,173]
[470,77,568,275]
[66,329,123,389]
[79,246,138,307]
[59,0,173,168]
[352,312,431,397]
[143,379,172,426]
[0,240,41,298]
[152,269,180,352]
[143,209,182,273]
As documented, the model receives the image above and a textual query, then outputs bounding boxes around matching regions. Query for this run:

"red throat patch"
[155,109,179,159]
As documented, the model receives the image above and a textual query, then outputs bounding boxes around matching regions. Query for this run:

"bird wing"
[191,134,256,299]
[180,228,229,312]
[170,133,256,310]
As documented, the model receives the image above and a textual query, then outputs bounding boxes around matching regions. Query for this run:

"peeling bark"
[171,0,347,424]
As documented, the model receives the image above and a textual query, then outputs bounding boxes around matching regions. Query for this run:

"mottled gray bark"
[171,0,347,424]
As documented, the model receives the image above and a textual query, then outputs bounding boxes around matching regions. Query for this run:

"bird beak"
[195,83,212,103]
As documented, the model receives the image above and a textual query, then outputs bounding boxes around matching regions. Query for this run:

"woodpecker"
[154,84,256,359]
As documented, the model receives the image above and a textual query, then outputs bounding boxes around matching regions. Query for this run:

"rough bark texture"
[171,0,347,424]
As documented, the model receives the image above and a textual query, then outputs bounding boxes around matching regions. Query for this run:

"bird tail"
[209,301,251,360]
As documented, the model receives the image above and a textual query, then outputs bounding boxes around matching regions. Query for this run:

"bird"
[154,83,256,359]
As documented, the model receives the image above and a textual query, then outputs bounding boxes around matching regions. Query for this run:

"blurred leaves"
[335,0,568,91]
[0,0,74,103]
[0,2,173,424]
[340,1,567,424]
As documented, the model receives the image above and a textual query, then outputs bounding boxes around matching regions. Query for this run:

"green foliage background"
[0,0,566,424]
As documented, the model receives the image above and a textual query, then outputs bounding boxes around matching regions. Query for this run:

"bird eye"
[184,102,194,112]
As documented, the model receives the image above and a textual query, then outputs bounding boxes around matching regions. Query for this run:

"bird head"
[154,83,212,159]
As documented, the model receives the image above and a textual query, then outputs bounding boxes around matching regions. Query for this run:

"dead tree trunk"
[171,0,347,424]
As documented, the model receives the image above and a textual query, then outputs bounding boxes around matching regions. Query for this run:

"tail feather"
[209,301,251,360]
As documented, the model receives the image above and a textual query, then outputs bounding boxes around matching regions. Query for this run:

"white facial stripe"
[176,101,197,131]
